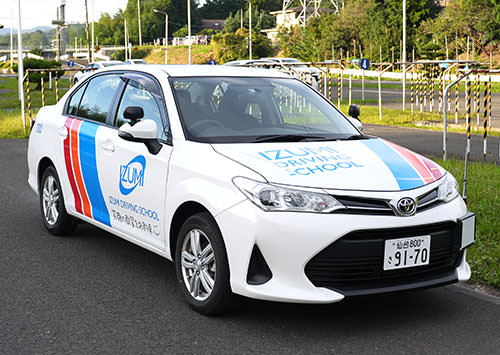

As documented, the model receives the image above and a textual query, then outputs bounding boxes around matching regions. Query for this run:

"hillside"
[144,45,216,65]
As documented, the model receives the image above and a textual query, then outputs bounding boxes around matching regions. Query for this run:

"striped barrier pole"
[41,73,45,107]
[424,70,428,109]
[466,78,471,155]
[455,67,459,124]
[430,67,434,112]
[337,73,341,107]
[411,69,414,116]
[419,72,423,113]
[55,77,59,102]
[340,70,343,102]
[26,74,32,120]
[328,75,332,102]
[476,74,480,126]
[483,80,488,160]
[439,72,443,113]
[348,72,352,107]
[488,75,492,129]
[447,71,451,114]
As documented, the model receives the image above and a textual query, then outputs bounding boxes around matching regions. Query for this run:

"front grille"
[305,222,462,295]
[331,187,443,216]
[334,196,393,215]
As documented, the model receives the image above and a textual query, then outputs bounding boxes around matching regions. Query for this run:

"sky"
[0,0,129,30]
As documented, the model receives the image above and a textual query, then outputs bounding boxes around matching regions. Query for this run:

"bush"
[13,58,64,88]
[213,28,272,63]
[111,46,152,61]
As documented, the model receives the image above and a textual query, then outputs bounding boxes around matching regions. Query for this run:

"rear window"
[76,74,121,123]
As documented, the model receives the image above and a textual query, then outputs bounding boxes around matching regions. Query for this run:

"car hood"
[212,138,445,191]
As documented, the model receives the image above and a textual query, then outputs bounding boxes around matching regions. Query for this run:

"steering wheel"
[189,119,224,133]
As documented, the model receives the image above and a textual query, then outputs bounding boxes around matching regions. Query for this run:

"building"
[261,6,333,43]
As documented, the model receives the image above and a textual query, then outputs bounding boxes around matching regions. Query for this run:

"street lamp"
[187,0,191,65]
[153,9,168,64]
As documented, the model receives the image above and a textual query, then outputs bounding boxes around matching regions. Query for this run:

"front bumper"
[216,197,473,303]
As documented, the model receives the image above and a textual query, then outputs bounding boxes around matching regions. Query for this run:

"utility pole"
[52,1,66,62]
[84,0,91,62]
[154,9,168,64]
[188,0,192,64]
[249,2,252,60]
[402,0,407,111]
[16,0,26,130]
[91,0,95,56]
[137,0,142,46]
[124,19,128,61]
[10,9,13,67]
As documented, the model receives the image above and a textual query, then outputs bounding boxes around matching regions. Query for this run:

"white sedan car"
[27,65,475,315]
[72,61,123,84]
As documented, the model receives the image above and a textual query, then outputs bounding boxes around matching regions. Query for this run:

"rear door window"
[76,74,121,123]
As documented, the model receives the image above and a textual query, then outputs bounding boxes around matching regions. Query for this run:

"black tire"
[175,212,239,315]
[39,166,77,236]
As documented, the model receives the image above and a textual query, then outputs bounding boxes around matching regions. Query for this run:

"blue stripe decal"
[79,121,111,226]
[362,139,424,190]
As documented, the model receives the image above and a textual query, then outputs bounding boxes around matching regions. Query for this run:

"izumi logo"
[119,155,146,195]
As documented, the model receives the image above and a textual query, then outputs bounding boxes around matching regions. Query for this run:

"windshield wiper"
[337,134,369,141]
[253,134,329,143]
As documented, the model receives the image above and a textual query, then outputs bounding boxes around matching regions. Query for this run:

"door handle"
[102,140,115,152]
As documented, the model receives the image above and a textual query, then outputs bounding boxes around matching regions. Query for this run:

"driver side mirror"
[118,114,162,155]
[348,104,363,132]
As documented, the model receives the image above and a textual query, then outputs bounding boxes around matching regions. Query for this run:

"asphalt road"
[1,138,499,355]
[364,124,500,164]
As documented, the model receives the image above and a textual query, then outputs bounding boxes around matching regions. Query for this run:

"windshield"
[171,76,360,143]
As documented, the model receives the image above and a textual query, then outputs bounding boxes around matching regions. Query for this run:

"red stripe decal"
[63,117,82,213]
[70,119,93,218]
[385,141,436,184]
[421,156,443,180]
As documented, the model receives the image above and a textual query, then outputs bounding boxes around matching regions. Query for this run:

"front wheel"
[39,166,76,235]
[175,212,238,315]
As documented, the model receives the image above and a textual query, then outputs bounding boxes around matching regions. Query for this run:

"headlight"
[233,177,344,213]
[437,173,459,202]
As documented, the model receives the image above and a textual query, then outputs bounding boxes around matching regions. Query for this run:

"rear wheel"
[40,166,76,235]
[175,212,238,315]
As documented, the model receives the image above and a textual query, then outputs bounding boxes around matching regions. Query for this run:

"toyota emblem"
[397,197,417,216]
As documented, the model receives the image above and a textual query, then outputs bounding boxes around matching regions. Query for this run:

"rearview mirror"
[118,119,162,155]
[347,104,363,132]
[348,104,360,119]
[123,106,144,126]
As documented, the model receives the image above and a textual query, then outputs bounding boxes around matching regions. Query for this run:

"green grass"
[0,110,30,138]
[433,158,500,289]
[338,104,500,137]
[0,77,71,138]
[0,78,71,110]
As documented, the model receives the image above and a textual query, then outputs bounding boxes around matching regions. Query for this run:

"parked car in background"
[261,57,322,86]
[125,59,148,65]
[72,61,123,84]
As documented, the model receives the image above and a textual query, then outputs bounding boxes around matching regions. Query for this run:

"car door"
[96,72,172,250]
[62,72,123,229]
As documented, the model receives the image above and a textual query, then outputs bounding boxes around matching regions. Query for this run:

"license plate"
[383,235,431,271]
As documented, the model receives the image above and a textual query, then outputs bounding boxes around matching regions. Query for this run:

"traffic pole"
[430,66,434,112]
[41,73,45,107]
[455,67,459,124]
[26,74,32,120]
[337,72,341,107]
[410,68,414,116]
[483,80,488,160]
[466,78,471,156]
[55,76,59,102]
[476,74,480,126]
